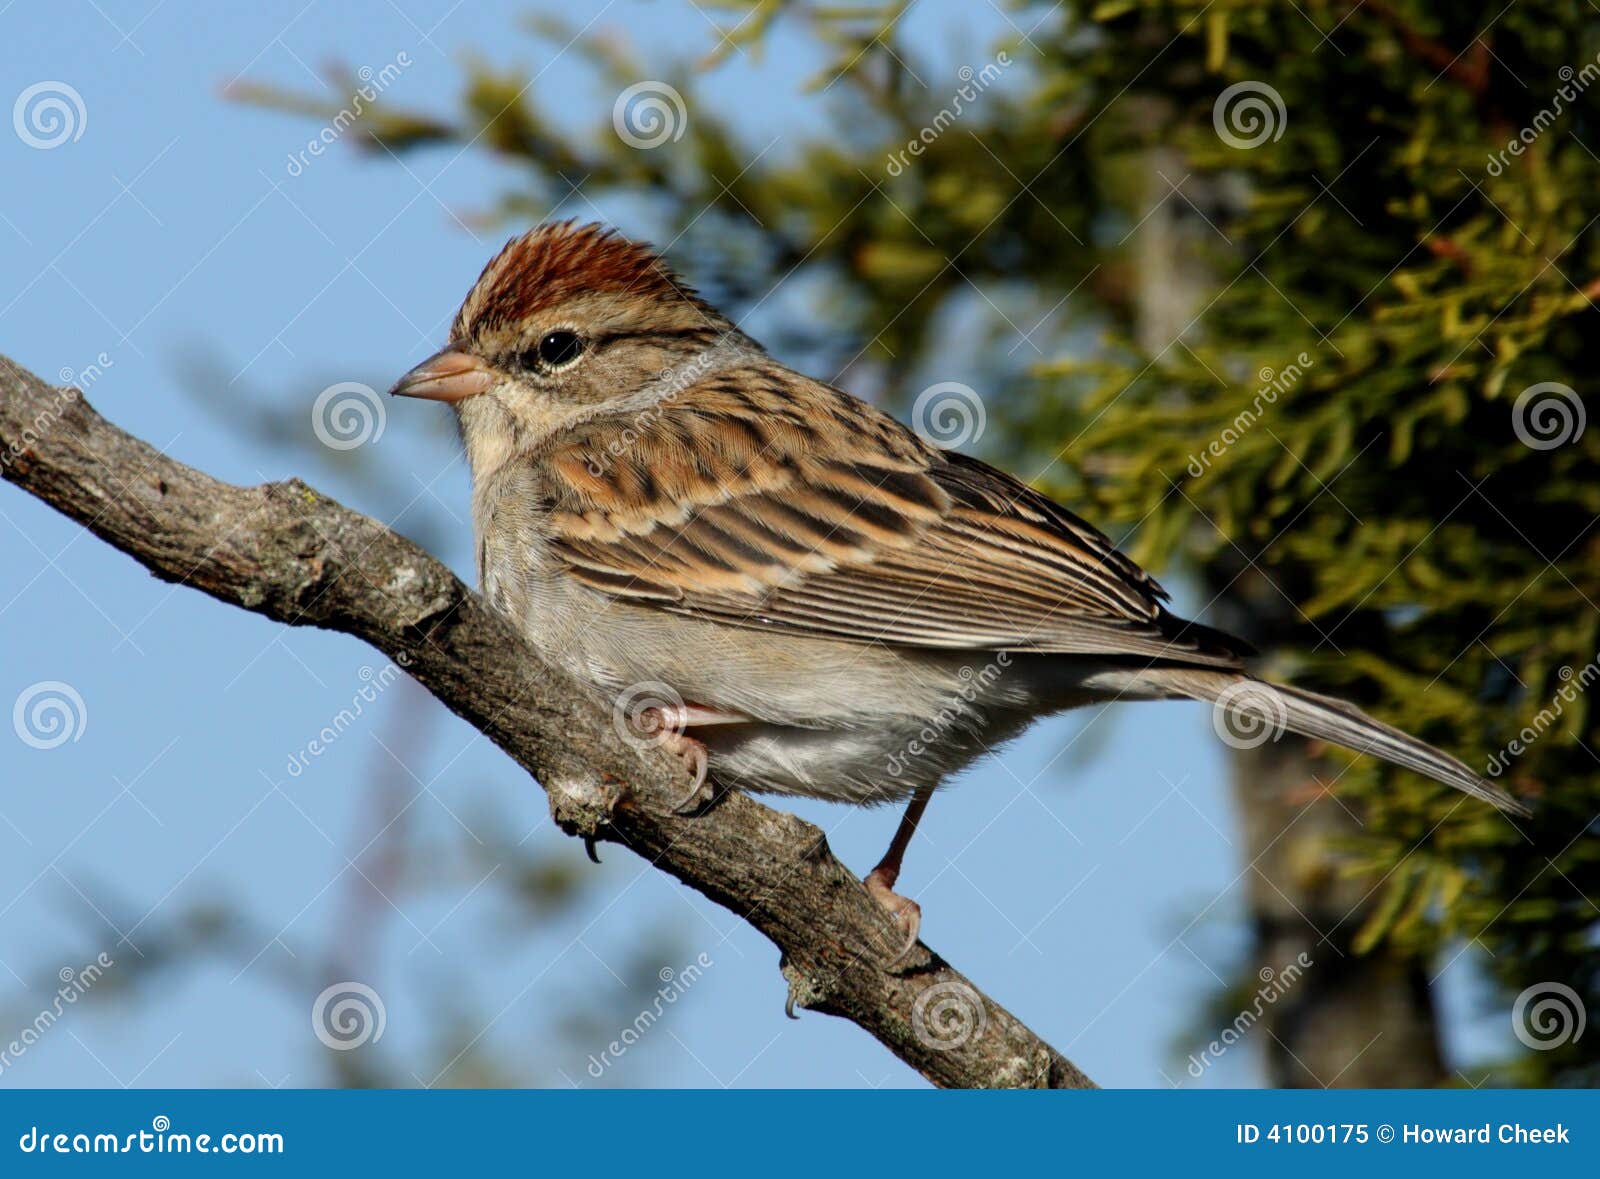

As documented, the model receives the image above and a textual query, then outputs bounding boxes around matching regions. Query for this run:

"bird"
[390,221,1527,960]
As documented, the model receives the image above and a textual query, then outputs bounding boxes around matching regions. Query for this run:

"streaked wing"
[541,365,1248,666]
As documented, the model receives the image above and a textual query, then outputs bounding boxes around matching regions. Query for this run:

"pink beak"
[388,348,493,403]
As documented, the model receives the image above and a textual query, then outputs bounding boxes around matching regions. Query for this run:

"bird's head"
[390,222,748,468]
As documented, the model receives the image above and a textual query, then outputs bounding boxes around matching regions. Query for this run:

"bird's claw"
[665,731,713,815]
[863,867,922,968]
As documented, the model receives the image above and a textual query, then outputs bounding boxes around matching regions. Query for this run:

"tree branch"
[0,353,1094,1090]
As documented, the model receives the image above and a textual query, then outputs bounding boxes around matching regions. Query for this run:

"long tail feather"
[1087,666,1529,817]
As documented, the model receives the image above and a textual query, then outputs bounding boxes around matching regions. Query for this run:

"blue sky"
[0,0,1510,1088]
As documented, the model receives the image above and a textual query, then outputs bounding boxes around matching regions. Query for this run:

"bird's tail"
[1085,665,1529,817]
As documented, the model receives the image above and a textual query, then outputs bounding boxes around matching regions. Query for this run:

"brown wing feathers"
[543,365,1248,666]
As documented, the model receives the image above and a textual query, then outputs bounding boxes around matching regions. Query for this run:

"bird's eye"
[535,330,584,369]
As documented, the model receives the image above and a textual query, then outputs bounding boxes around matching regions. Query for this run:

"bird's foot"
[863,865,922,967]
[649,722,712,815]
[632,702,743,815]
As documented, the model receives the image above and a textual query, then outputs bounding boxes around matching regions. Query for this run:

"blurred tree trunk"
[1229,723,1445,1087]
[1133,152,1445,1088]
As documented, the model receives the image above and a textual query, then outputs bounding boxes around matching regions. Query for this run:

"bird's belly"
[500,570,1098,804]
[515,572,1006,716]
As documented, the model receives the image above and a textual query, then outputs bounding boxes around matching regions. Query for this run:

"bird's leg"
[863,785,935,964]
[635,704,745,814]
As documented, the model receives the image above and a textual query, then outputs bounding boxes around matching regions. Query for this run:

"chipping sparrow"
[391,222,1526,958]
